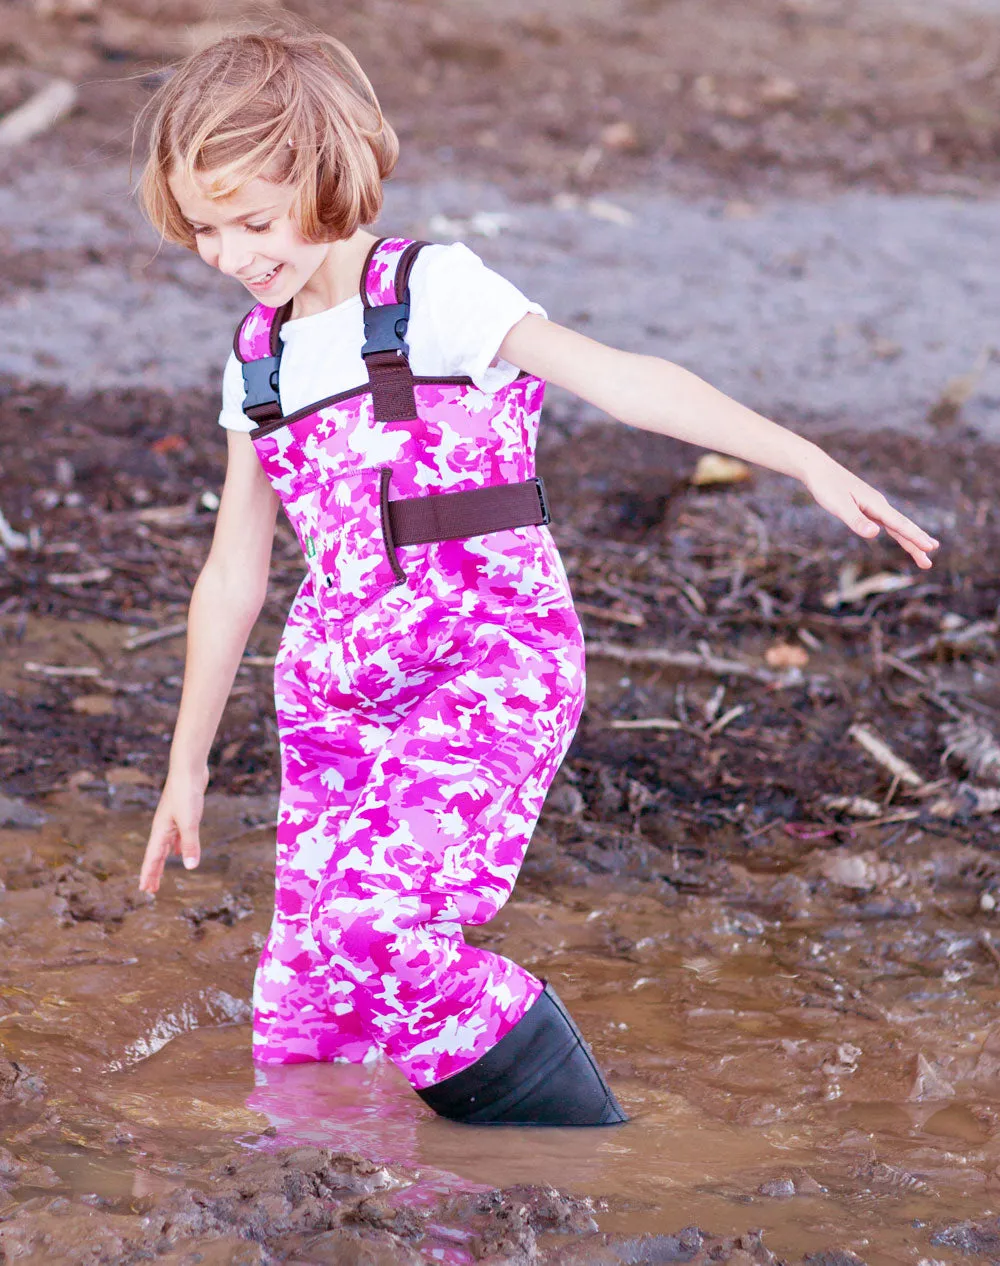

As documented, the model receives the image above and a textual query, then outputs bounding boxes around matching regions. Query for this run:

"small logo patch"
[304,534,317,559]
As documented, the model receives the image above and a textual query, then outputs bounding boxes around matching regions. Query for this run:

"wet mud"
[4,386,1000,1261]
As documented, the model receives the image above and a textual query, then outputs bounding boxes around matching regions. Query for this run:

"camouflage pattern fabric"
[240,238,585,1089]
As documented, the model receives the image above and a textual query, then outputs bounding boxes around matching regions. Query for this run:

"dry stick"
[47,567,112,586]
[852,809,921,828]
[706,703,748,735]
[930,784,1000,818]
[846,724,1000,820]
[123,621,187,652]
[608,717,683,732]
[0,507,28,551]
[586,639,777,684]
[883,771,903,807]
[0,79,77,147]
[883,653,929,684]
[575,602,645,628]
[896,619,999,662]
[824,794,883,818]
[23,662,100,679]
[847,724,928,790]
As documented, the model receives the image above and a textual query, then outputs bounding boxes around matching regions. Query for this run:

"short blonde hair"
[137,31,398,248]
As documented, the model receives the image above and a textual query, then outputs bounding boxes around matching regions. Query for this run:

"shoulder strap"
[360,237,429,423]
[360,237,424,307]
[234,301,291,427]
[233,239,431,428]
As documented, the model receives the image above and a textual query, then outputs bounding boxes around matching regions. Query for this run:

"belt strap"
[387,477,551,547]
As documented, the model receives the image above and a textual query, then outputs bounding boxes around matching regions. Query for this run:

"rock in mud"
[0,1147,414,1265]
[0,1146,58,1191]
[290,1227,425,1265]
[804,1253,868,1266]
[757,1176,796,1199]
[0,1057,44,1103]
[0,794,45,829]
[442,1183,599,1255]
[54,865,149,924]
[0,1204,151,1263]
[550,1225,785,1264]
[342,1195,428,1240]
[930,1214,1000,1254]
[154,1239,268,1265]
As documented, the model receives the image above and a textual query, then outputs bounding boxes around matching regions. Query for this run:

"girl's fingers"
[835,482,939,567]
[883,524,934,569]
[860,498,939,553]
[821,492,880,540]
[177,821,201,871]
[833,502,935,568]
[139,821,176,893]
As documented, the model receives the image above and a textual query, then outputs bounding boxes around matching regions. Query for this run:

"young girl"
[136,30,938,1128]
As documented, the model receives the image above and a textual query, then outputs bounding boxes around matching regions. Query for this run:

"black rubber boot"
[416,983,628,1126]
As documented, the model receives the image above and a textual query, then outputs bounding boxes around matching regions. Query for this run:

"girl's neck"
[291,228,378,319]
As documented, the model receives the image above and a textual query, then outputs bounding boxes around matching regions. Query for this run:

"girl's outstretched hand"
[800,449,939,569]
[139,766,209,893]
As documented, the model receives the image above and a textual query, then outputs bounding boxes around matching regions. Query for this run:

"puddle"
[2,796,1000,1261]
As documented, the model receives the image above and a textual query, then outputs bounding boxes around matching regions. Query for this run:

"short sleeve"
[409,243,546,392]
[218,350,255,433]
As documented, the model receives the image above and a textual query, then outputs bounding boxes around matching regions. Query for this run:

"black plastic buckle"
[241,354,282,417]
[363,301,410,357]
[532,476,552,526]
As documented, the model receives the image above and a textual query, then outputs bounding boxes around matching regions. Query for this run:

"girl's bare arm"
[500,315,938,569]
[139,432,279,892]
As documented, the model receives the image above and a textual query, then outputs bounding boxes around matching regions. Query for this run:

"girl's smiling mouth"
[244,263,283,291]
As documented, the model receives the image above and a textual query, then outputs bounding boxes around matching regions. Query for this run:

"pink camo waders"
[237,237,626,1126]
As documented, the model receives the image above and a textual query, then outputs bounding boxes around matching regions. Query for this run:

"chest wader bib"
[240,237,626,1125]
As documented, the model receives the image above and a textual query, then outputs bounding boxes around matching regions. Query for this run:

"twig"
[575,602,645,627]
[848,724,927,790]
[743,817,779,842]
[822,565,914,609]
[930,784,1000,818]
[23,662,100,679]
[608,717,683,732]
[897,619,999,662]
[46,567,112,586]
[0,78,77,147]
[586,640,776,683]
[853,810,921,828]
[123,621,187,652]
[883,654,929,684]
[0,507,28,551]
[134,503,196,527]
[706,703,748,736]
[824,794,883,818]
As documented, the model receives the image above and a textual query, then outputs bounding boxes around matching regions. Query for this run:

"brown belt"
[385,476,551,548]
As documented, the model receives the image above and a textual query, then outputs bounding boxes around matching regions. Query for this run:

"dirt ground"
[9,0,1000,197]
[5,1,1000,1263]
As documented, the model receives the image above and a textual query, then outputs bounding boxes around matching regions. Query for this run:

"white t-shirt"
[217,242,546,431]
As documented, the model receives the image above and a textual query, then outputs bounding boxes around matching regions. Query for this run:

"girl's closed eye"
[246,222,272,234]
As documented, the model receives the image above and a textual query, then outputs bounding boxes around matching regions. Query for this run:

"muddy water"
[2,773,1000,1263]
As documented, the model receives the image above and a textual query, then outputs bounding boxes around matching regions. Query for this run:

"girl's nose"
[216,232,253,278]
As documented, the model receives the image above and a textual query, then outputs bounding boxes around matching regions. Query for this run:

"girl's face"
[168,171,329,306]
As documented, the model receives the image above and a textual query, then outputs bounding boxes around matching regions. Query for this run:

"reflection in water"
[247,1057,642,1194]
[240,1047,964,1259]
